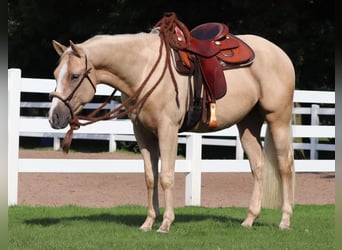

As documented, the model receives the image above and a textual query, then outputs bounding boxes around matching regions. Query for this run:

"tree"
[8,0,334,90]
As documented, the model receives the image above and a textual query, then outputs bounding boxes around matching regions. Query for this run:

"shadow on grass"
[24,213,144,227]
[24,212,269,228]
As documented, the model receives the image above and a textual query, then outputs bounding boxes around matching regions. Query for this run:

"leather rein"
[53,13,187,153]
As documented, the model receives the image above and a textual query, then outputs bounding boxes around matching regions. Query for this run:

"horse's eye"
[71,74,80,81]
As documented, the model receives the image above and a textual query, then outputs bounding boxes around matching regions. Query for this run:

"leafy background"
[8,0,334,90]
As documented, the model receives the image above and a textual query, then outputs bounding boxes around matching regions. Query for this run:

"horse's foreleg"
[237,109,264,227]
[134,125,160,231]
[156,125,179,233]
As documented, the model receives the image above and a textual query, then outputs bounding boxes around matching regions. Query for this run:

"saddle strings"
[155,12,191,106]
[155,12,191,50]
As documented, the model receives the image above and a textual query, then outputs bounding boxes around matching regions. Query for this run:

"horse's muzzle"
[48,100,72,129]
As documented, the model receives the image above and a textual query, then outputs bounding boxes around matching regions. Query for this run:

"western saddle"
[157,14,255,131]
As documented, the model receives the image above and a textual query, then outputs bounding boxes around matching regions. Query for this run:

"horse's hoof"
[139,226,152,232]
[156,228,169,234]
[241,222,252,228]
[156,219,171,233]
[139,217,155,232]
[279,222,290,230]
[241,218,253,228]
[156,224,170,233]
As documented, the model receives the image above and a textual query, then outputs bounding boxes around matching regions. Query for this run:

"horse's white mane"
[150,27,160,34]
[81,31,158,46]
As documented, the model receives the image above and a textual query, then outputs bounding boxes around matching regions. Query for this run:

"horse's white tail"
[262,124,295,208]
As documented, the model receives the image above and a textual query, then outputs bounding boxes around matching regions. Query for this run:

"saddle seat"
[188,22,233,57]
[172,21,255,130]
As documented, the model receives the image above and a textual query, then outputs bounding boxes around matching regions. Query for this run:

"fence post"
[310,104,319,159]
[53,136,60,150]
[8,69,21,205]
[235,135,244,160]
[109,134,117,152]
[185,133,202,206]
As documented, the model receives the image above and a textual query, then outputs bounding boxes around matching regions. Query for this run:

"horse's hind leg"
[266,118,295,230]
[134,125,160,231]
[237,107,264,227]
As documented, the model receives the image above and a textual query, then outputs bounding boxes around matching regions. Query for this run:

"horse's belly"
[189,98,258,132]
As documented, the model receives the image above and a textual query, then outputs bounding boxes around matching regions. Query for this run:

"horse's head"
[48,40,97,129]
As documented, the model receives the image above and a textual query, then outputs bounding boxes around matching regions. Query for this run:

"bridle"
[49,55,96,119]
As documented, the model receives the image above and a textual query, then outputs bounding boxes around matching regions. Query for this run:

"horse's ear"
[69,40,85,57]
[52,40,67,56]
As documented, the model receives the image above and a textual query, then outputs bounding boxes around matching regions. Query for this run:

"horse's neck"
[83,34,161,94]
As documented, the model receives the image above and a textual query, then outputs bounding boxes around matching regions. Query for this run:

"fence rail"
[8,68,335,206]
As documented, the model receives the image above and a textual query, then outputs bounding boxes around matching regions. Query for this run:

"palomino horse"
[48,15,295,233]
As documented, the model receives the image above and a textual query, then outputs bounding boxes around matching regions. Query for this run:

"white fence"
[8,68,335,206]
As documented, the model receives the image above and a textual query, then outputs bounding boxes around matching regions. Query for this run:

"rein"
[58,12,185,153]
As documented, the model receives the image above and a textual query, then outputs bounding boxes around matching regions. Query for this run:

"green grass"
[9,205,335,250]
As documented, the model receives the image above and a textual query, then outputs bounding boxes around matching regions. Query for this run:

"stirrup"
[208,102,218,128]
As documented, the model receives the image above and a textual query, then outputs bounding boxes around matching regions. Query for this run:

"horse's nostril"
[49,108,68,129]
[50,113,58,126]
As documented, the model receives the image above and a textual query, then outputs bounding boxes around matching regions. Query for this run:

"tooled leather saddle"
[172,21,255,131]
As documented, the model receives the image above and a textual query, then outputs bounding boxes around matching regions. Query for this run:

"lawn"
[9,204,335,249]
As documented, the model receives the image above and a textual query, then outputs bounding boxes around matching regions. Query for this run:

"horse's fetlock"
[282,205,293,217]
[248,208,260,218]
[163,211,175,223]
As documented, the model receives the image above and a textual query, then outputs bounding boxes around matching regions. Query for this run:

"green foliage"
[9,205,335,249]
[117,141,140,153]
[8,0,334,90]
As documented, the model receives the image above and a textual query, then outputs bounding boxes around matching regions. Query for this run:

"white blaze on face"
[50,62,68,114]
[56,62,68,92]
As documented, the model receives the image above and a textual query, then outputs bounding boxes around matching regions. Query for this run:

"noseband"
[49,55,96,118]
